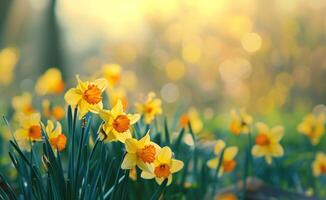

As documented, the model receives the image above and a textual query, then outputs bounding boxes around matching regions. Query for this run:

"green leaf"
[164,117,171,146]
[150,179,168,200]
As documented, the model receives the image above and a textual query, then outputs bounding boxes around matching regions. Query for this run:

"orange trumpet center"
[113,115,130,133]
[255,133,270,146]
[50,134,67,152]
[83,84,102,105]
[28,125,42,140]
[222,160,236,172]
[154,164,171,178]
[320,165,326,174]
[137,145,156,163]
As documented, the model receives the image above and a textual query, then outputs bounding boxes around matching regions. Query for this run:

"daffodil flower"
[312,152,326,177]
[12,92,35,116]
[35,68,65,95]
[45,120,67,152]
[136,92,162,124]
[14,113,42,151]
[102,64,121,87]
[99,100,140,143]
[64,76,108,119]
[298,114,325,145]
[207,140,238,177]
[229,109,252,135]
[251,122,284,164]
[141,146,184,186]
[179,107,203,134]
[121,133,160,171]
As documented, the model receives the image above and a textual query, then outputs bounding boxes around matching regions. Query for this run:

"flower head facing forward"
[298,114,325,145]
[64,76,108,119]
[312,152,326,177]
[14,113,42,151]
[136,92,162,124]
[45,120,67,152]
[141,146,184,186]
[251,122,284,164]
[229,109,252,135]
[121,133,160,171]
[207,140,238,177]
[99,100,140,143]
[179,107,203,134]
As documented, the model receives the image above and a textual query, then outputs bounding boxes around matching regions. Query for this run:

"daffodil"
[312,152,326,177]
[207,140,238,177]
[64,76,108,119]
[217,193,238,200]
[0,47,18,85]
[12,92,35,116]
[129,167,137,181]
[298,114,325,145]
[14,113,42,150]
[141,146,184,186]
[42,99,65,121]
[229,109,252,135]
[99,100,140,143]
[251,122,284,164]
[180,107,203,134]
[136,92,162,124]
[35,68,65,95]
[45,120,67,152]
[107,87,128,110]
[102,64,121,87]
[121,133,160,171]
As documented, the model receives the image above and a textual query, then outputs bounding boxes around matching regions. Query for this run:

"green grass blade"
[150,179,168,200]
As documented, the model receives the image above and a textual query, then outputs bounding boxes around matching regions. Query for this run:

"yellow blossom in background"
[42,99,65,121]
[121,133,160,171]
[298,114,325,145]
[229,109,253,135]
[14,113,42,151]
[312,152,326,177]
[207,140,238,177]
[141,146,184,186]
[0,48,18,85]
[45,120,67,152]
[251,122,284,164]
[64,76,108,119]
[35,68,65,95]
[179,107,203,134]
[102,64,121,87]
[107,87,128,110]
[99,100,140,143]
[136,92,162,124]
[12,92,35,116]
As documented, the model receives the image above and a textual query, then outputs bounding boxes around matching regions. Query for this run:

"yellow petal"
[138,132,151,147]
[170,159,184,173]
[214,140,226,155]
[93,78,108,91]
[128,114,141,124]
[99,109,112,122]
[207,158,219,169]
[64,88,82,106]
[141,169,155,179]
[157,146,172,164]
[155,177,166,185]
[115,130,132,143]
[89,102,103,113]
[111,100,124,117]
[167,174,173,186]
[256,122,269,133]
[46,120,54,135]
[76,75,88,91]
[125,138,138,153]
[270,144,284,157]
[78,100,90,119]
[265,155,272,165]
[224,146,238,161]
[251,145,265,157]
[121,153,137,169]
[270,126,284,142]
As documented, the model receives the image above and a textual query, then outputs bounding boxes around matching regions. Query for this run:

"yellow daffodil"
[207,140,238,177]
[64,76,108,119]
[121,133,160,171]
[99,100,140,143]
[42,99,65,121]
[141,146,184,186]
[216,193,238,200]
[136,92,162,124]
[102,64,121,87]
[129,167,137,181]
[12,92,35,116]
[0,47,18,85]
[312,152,326,177]
[229,109,253,135]
[45,120,67,152]
[14,113,42,151]
[298,114,325,145]
[35,68,65,95]
[251,122,284,164]
[180,107,203,134]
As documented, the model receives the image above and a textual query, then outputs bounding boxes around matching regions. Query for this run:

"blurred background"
[0,0,325,118]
